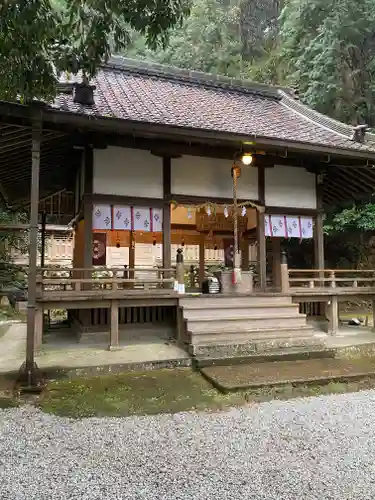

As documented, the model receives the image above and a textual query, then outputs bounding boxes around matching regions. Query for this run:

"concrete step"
[183,304,300,320]
[187,315,308,333]
[179,295,292,308]
[195,348,337,368]
[190,325,315,344]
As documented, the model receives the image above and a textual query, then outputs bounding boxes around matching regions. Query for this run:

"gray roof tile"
[55,57,375,155]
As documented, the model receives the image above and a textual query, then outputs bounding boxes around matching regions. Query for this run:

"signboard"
[196,213,247,233]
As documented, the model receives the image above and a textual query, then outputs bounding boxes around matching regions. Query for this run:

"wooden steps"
[180,295,322,361]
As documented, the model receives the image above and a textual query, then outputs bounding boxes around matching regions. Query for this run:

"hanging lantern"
[187,208,193,220]
[224,206,229,218]
[206,205,211,216]
[241,206,247,217]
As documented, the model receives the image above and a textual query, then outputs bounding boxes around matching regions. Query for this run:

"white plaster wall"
[265,165,316,209]
[171,155,258,200]
[93,147,163,198]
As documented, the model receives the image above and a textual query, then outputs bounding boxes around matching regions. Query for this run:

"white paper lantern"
[224,206,229,218]
[241,206,247,217]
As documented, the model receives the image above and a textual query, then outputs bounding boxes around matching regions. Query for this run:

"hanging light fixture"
[224,206,229,218]
[241,206,247,217]
[241,153,253,165]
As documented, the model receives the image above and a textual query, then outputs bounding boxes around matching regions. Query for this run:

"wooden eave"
[1,100,375,208]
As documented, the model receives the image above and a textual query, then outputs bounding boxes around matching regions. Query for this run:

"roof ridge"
[104,55,293,99]
[278,90,357,140]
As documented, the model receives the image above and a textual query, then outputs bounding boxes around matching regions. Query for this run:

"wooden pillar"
[257,166,266,290]
[241,236,249,271]
[129,232,135,284]
[314,212,324,270]
[25,121,42,374]
[34,308,44,351]
[314,173,325,314]
[327,295,339,335]
[162,157,171,279]
[272,238,281,289]
[40,211,47,268]
[109,300,119,349]
[199,233,205,287]
[280,249,289,293]
[83,147,93,270]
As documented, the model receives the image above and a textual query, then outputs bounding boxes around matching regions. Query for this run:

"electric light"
[241,153,253,165]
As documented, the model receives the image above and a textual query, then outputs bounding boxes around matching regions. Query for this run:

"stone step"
[179,295,292,308]
[195,348,336,368]
[191,334,323,358]
[190,325,315,345]
[183,304,300,320]
[187,315,308,333]
[200,357,375,392]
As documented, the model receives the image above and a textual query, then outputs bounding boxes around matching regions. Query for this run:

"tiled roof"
[54,56,375,155]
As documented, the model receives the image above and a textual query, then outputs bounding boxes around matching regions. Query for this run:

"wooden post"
[241,236,249,271]
[257,166,266,290]
[109,300,119,350]
[129,232,135,285]
[24,121,42,380]
[327,295,339,335]
[372,300,375,332]
[34,308,44,351]
[40,211,47,268]
[272,238,281,290]
[199,233,205,287]
[280,249,289,293]
[162,157,172,282]
[83,147,93,270]
[257,211,267,290]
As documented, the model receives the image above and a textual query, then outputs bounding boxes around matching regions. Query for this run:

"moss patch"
[40,369,244,418]
[38,368,375,419]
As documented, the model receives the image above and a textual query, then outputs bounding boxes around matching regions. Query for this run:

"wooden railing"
[288,269,375,290]
[36,267,176,298]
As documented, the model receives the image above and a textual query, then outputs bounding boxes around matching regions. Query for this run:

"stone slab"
[201,357,375,392]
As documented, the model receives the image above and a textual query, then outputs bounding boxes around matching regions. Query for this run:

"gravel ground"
[2,391,375,500]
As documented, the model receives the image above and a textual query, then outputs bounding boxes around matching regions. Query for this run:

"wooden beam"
[89,193,164,207]
[265,206,318,216]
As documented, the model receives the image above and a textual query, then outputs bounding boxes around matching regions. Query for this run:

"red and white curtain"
[92,204,163,231]
[265,215,313,239]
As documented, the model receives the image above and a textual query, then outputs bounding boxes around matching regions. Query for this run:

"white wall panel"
[93,147,163,198]
[265,165,316,209]
[171,155,258,200]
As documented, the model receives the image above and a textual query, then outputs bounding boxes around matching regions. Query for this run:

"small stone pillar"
[175,248,185,294]
[280,249,289,293]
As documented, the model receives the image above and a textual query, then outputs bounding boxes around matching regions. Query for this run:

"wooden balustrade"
[288,269,375,291]
[37,267,176,298]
